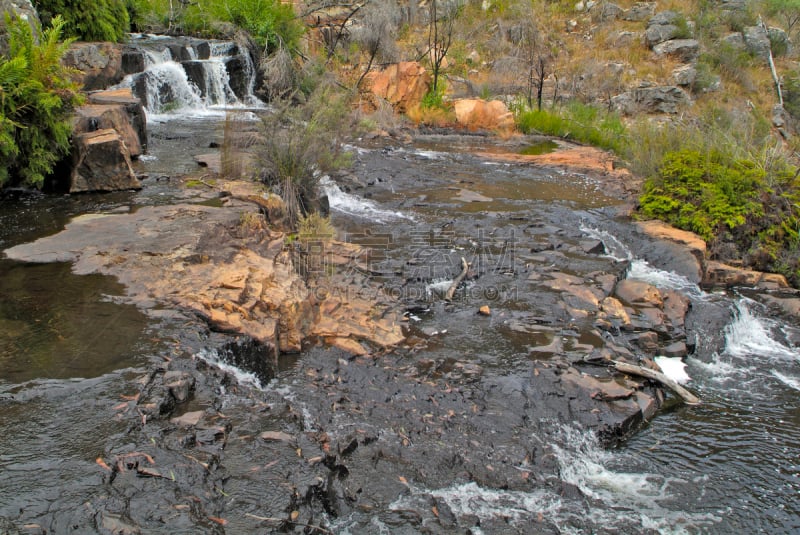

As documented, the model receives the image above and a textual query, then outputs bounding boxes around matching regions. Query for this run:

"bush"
[255,83,351,228]
[639,150,764,240]
[639,148,800,285]
[35,0,129,42]
[0,15,83,188]
[128,0,303,53]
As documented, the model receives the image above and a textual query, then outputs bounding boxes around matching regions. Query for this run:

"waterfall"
[120,35,264,118]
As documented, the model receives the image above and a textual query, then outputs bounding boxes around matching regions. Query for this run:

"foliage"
[127,0,303,52]
[0,15,83,188]
[255,83,351,228]
[784,72,800,120]
[764,0,800,39]
[514,101,626,153]
[297,212,335,242]
[639,150,764,240]
[639,148,800,285]
[35,0,129,42]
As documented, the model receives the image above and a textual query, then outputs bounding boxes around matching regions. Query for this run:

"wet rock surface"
[4,132,799,533]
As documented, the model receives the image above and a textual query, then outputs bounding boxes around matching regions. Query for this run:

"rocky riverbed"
[2,130,800,534]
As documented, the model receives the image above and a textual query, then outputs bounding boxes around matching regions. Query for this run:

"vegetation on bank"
[0,15,82,188]
[126,0,303,51]
[34,0,129,42]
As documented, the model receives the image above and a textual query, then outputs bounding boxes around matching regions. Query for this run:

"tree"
[765,0,800,40]
[0,15,83,188]
[352,2,399,89]
[510,8,557,110]
[427,0,460,93]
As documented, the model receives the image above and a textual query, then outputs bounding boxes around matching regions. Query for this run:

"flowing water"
[1,51,799,532]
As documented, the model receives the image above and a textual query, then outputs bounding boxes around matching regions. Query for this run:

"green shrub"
[638,148,800,285]
[515,101,626,153]
[128,0,303,53]
[639,150,763,240]
[0,15,83,188]
[35,0,129,42]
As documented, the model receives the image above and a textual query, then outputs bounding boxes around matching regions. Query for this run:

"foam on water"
[320,176,414,223]
[579,224,633,261]
[772,370,800,391]
[688,299,799,397]
[195,348,264,390]
[628,259,706,298]
[367,424,718,534]
[654,356,691,384]
[724,299,798,361]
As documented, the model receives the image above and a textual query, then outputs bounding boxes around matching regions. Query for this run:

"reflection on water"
[0,260,150,383]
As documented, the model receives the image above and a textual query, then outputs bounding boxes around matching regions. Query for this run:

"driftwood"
[445,257,469,301]
[613,360,700,405]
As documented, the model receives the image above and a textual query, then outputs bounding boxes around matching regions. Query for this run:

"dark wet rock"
[686,299,733,358]
[663,341,688,358]
[580,239,606,255]
[224,55,250,102]
[163,370,195,403]
[69,129,141,193]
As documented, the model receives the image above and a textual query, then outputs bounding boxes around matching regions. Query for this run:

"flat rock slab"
[4,201,403,353]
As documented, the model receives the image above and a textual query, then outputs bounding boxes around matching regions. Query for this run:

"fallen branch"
[445,257,469,302]
[613,361,700,405]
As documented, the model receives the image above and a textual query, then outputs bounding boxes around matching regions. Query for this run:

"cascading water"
[119,35,264,118]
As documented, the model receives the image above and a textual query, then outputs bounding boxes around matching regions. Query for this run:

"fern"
[0,14,83,188]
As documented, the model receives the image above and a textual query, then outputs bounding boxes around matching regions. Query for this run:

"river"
[1,41,799,533]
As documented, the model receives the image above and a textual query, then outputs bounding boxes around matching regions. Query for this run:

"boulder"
[615,279,663,307]
[453,98,515,131]
[672,64,697,87]
[653,39,700,62]
[767,27,792,57]
[634,220,706,282]
[743,25,771,60]
[722,32,746,50]
[70,129,140,193]
[87,89,148,152]
[623,2,656,22]
[365,62,431,113]
[0,0,39,56]
[74,104,143,158]
[645,11,681,47]
[593,2,623,21]
[612,85,691,115]
[62,42,124,91]
[703,260,790,289]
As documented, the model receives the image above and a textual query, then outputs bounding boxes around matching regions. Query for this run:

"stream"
[1,38,799,534]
